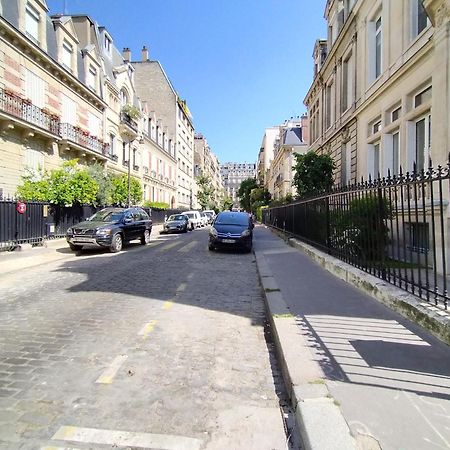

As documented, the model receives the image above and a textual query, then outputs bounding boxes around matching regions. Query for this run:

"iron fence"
[262,161,450,310]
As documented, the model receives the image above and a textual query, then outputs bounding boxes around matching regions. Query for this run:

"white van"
[183,211,202,230]
[203,210,216,224]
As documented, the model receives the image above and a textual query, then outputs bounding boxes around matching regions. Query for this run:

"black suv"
[66,207,152,253]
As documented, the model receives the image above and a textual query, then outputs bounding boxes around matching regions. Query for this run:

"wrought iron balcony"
[59,123,108,156]
[119,112,139,139]
[0,88,60,135]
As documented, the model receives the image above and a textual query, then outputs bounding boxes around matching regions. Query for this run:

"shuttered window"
[25,70,45,108]
[25,143,44,177]
[61,94,76,124]
[25,3,40,43]
[88,112,101,137]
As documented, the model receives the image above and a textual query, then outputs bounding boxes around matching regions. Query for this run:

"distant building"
[268,116,309,200]
[220,162,256,208]
[257,127,279,188]
[194,134,222,208]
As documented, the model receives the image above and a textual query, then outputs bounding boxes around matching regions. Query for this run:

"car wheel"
[208,244,215,251]
[191,223,194,231]
[69,243,82,251]
[110,233,123,253]
[183,226,188,233]
[141,229,150,245]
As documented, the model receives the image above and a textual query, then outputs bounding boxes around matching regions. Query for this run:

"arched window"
[120,88,129,107]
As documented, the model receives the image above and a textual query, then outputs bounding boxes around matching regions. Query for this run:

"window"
[373,120,381,134]
[120,89,129,107]
[62,40,73,70]
[122,142,127,162]
[415,114,431,170]
[109,133,115,155]
[391,107,401,122]
[325,82,333,129]
[87,65,97,91]
[104,34,112,55]
[61,94,76,124]
[341,141,352,185]
[341,53,353,112]
[25,3,40,43]
[375,17,382,79]
[385,132,400,176]
[88,113,101,137]
[412,0,430,39]
[414,86,432,108]
[25,144,44,177]
[406,222,429,252]
[368,142,381,179]
[26,70,45,108]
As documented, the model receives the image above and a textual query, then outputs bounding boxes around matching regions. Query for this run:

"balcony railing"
[59,123,108,155]
[0,88,60,135]
[120,112,138,132]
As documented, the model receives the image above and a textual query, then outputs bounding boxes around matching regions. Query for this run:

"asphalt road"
[0,227,292,449]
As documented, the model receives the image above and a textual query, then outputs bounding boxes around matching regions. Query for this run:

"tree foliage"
[196,175,215,209]
[110,174,142,207]
[237,177,258,211]
[17,159,98,205]
[221,196,234,211]
[292,151,335,198]
[87,163,114,206]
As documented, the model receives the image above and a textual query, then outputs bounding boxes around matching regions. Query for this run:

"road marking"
[163,300,173,310]
[51,425,203,450]
[177,283,187,293]
[187,272,194,280]
[95,355,128,384]
[41,447,82,450]
[158,241,183,252]
[138,320,157,337]
[178,241,197,253]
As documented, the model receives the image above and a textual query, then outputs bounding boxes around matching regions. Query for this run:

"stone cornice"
[423,0,450,28]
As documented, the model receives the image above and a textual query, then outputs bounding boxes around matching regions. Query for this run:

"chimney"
[123,47,131,62]
[141,45,149,61]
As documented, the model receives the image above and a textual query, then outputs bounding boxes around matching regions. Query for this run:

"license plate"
[73,237,95,243]
[222,239,236,244]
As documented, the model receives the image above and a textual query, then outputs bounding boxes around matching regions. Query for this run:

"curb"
[254,250,357,450]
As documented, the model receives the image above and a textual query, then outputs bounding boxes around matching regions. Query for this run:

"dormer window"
[87,65,97,91]
[25,3,40,43]
[62,40,73,71]
[104,34,112,56]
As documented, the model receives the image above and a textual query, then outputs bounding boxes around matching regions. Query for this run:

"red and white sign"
[16,202,26,214]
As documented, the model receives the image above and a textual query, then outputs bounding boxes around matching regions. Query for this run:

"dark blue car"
[208,211,253,253]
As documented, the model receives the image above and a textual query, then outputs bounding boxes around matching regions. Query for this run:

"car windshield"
[185,213,194,218]
[215,213,249,226]
[169,215,186,221]
[89,210,124,222]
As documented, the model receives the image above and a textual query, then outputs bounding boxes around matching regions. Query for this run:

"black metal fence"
[0,200,181,251]
[262,161,450,310]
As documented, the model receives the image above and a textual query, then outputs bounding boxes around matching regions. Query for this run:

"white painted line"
[158,241,182,252]
[187,272,194,280]
[176,283,187,293]
[178,241,197,253]
[41,447,82,450]
[52,425,203,450]
[95,355,128,384]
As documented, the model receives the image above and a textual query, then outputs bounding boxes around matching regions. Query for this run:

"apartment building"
[268,116,309,200]
[220,162,256,207]
[132,55,195,210]
[194,133,223,207]
[0,2,179,207]
[304,0,450,185]
[257,126,278,188]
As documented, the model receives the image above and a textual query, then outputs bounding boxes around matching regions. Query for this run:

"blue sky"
[47,0,327,164]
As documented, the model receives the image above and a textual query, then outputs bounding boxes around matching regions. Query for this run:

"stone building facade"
[220,162,256,208]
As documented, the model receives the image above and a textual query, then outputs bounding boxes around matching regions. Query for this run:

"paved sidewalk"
[254,225,450,450]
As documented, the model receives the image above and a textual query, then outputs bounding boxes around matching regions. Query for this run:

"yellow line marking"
[51,425,203,450]
[95,354,128,384]
[138,320,157,337]
[52,426,78,440]
[163,300,173,310]
[177,241,197,253]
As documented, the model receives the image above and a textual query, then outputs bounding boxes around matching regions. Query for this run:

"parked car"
[183,210,202,230]
[203,210,216,224]
[66,207,152,253]
[200,212,209,227]
[208,211,254,252]
[161,214,189,234]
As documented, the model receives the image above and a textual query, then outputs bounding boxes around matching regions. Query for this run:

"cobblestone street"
[0,229,288,449]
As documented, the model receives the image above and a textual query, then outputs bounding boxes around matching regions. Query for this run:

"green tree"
[196,175,215,209]
[87,163,114,206]
[16,159,99,205]
[237,177,258,211]
[110,174,142,206]
[292,151,335,198]
[221,196,234,211]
